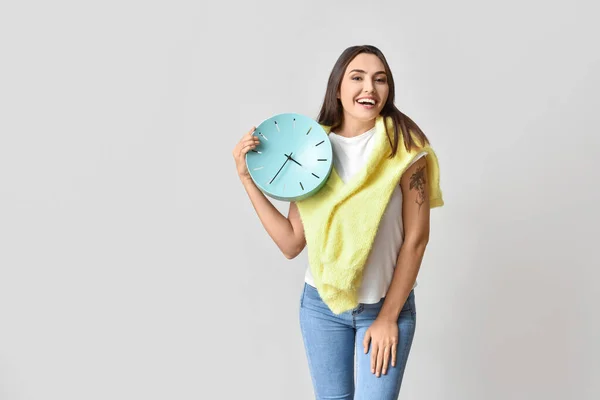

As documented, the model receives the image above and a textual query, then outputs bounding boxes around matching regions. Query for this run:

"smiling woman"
[232,44,444,400]
[340,63,389,116]
[316,47,430,159]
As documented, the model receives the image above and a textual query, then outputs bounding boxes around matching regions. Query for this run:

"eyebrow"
[348,69,387,75]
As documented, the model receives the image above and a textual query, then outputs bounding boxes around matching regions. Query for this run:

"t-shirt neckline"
[330,126,376,142]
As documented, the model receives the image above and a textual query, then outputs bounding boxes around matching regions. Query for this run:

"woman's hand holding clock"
[233,126,261,182]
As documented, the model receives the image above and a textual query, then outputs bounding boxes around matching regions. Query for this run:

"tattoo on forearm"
[409,166,427,213]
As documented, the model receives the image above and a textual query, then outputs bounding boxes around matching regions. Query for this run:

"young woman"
[232,45,442,399]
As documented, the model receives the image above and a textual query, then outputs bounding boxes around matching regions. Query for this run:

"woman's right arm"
[233,126,306,259]
[241,179,306,259]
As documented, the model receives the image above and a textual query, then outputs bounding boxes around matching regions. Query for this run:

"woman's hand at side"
[363,318,399,377]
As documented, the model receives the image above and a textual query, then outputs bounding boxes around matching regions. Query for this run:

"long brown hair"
[316,45,429,158]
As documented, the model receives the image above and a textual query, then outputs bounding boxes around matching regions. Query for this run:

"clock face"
[245,113,333,201]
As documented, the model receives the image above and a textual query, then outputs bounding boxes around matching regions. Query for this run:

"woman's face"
[337,53,390,124]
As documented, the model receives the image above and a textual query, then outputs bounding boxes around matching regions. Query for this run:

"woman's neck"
[335,116,376,138]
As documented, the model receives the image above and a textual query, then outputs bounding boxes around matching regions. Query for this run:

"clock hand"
[285,152,320,179]
[284,153,303,167]
[269,152,293,184]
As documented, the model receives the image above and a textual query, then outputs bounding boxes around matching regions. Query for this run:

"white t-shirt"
[304,126,427,304]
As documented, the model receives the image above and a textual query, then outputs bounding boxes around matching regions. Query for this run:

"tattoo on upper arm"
[409,165,427,214]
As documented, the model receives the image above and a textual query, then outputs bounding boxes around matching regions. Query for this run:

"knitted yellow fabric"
[295,115,444,314]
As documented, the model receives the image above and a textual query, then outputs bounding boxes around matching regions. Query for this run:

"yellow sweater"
[296,115,444,314]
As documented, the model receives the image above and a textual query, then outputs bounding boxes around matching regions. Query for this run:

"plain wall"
[0,0,598,399]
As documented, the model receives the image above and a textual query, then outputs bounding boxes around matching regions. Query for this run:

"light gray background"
[0,0,598,399]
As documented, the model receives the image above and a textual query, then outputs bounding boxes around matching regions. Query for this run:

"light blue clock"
[245,113,333,202]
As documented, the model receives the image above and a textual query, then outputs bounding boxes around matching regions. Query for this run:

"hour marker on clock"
[305,127,312,135]
[293,118,296,130]
[317,158,327,161]
[274,121,280,132]
[311,173,320,179]
[299,182,304,190]
[253,166,264,171]
[258,132,268,141]
[315,140,324,146]
[251,150,262,154]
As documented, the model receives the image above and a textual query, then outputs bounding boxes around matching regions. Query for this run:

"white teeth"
[357,99,376,105]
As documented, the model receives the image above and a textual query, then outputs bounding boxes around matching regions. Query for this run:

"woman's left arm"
[379,155,430,320]
[362,155,430,376]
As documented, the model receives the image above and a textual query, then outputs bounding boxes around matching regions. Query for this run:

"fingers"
[234,131,260,158]
[363,330,371,354]
[233,126,260,180]
[239,142,258,158]
[371,344,377,374]
[245,137,260,153]
[371,344,392,377]
[245,128,259,147]
[381,345,390,375]
[369,341,396,377]
[244,126,256,138]
[376,346,385,377]
[363,324,399,378]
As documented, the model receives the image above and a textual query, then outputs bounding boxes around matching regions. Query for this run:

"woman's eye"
[352,76,386,83]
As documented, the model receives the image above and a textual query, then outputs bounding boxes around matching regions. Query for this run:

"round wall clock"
[245,112,333,202]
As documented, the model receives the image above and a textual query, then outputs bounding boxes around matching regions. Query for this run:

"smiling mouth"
[356,100,377,108]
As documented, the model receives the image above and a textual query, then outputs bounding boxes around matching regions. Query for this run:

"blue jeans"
[299,282,416,400]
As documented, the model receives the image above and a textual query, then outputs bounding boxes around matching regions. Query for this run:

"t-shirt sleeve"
[407,151,428,168]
